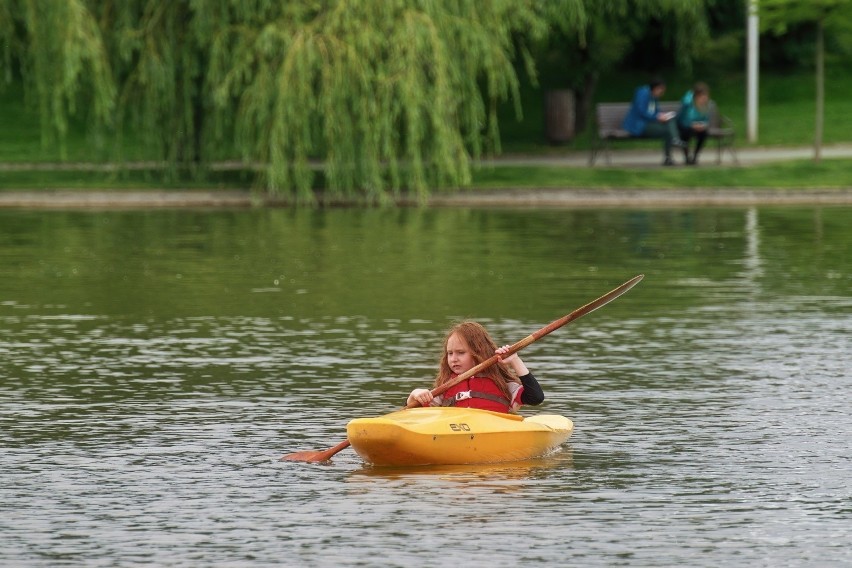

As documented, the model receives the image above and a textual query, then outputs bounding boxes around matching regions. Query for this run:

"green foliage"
[1,0,581,203]
[1,0,115,159]
[760,0,852,36]
[202,0,574,203]
[759,0,852,63]
[107,2,204,169]
[533,0,710,89]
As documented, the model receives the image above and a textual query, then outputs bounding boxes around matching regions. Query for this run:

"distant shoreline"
[4,144,852,209]
[2,187,852,209]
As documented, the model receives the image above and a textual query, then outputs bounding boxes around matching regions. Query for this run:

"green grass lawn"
[4,157,849,193]
[469,158,852,190]
[0,169,253,191]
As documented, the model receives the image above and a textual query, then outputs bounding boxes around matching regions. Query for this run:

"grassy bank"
[2,156,851,193]
[470,158,852,190]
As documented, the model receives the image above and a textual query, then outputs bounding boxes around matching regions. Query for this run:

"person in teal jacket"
[622,77,686,166]
[677,82,711,165]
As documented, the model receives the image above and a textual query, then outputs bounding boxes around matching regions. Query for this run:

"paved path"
[2,144,851,208]
[3,144,852,172]
[485,143,852,168]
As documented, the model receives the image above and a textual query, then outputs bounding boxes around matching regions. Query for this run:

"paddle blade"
[280,450,328,462]
[280,440,351,462]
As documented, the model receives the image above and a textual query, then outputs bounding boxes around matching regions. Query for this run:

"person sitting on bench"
[677,82,711,165]
[622,77,686,166]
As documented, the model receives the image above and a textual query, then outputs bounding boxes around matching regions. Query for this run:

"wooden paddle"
[282,274,644,463]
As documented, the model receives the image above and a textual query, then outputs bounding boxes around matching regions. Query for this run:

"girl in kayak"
[406,321,544,413]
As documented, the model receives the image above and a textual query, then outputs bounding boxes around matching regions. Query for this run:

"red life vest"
[441,376,515,413]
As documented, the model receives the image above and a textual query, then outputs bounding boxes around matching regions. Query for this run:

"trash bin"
[544,89,575,144]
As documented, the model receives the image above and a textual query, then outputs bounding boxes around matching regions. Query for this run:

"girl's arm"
[407,388,434,407]
[496,346,545,405]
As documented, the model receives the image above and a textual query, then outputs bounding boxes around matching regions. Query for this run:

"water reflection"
[349,448,574,484]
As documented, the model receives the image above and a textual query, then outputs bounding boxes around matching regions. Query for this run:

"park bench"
[589,101,738,166]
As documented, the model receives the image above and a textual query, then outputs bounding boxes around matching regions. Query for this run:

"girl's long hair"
[434,321,520,400]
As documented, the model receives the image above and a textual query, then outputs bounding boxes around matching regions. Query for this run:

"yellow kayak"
[346,407,573,466]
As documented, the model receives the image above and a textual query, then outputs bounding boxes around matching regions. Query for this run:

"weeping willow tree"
[0,0,115,159]
[0,0,585,202]
[108,1,207,168]
[203,0,583,203]
[0,0,204,166]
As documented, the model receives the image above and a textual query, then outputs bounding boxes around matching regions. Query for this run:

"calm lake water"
[1,206,850,567]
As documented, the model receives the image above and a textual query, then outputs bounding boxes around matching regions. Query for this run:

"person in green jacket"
[677,82,711,165]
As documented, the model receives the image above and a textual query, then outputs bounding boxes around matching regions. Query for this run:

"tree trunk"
[574,72,599,136]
